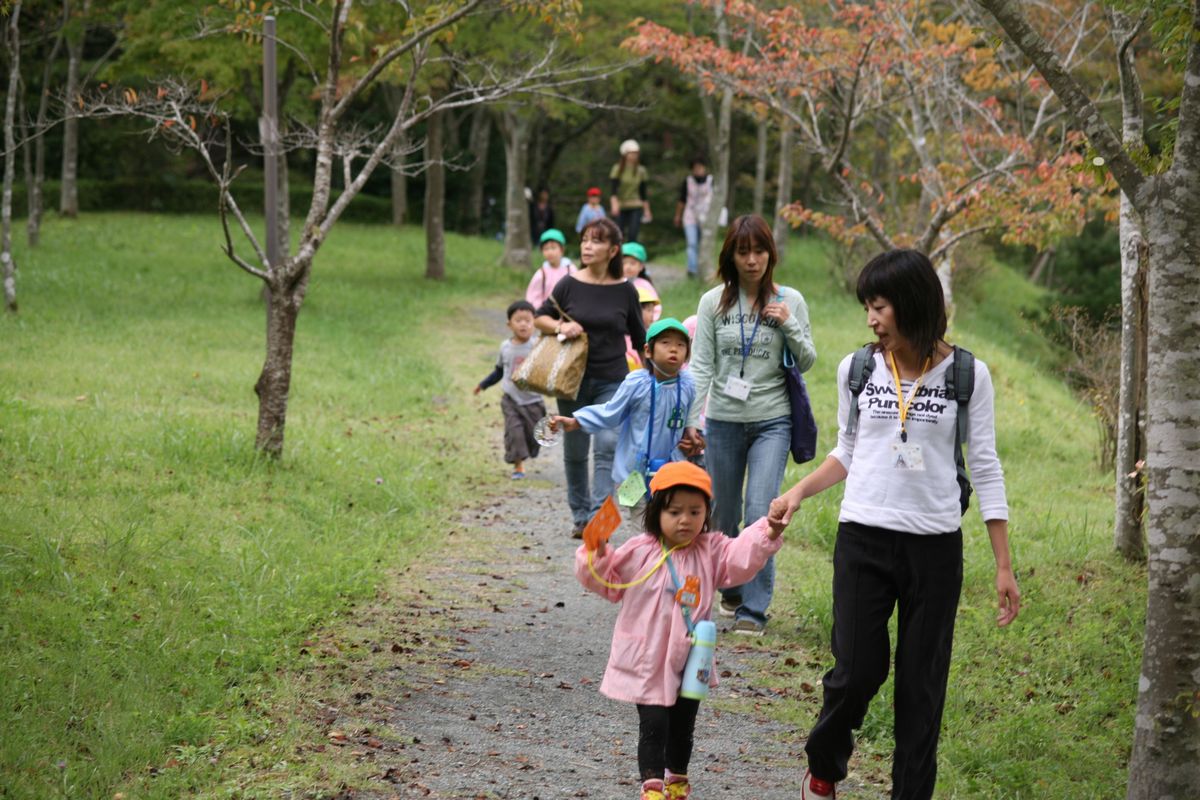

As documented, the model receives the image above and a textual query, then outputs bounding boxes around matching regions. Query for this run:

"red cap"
[648,462,712,499]
[587,186,602,197]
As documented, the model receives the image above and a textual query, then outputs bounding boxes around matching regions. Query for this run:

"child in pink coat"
[574,461,786,800]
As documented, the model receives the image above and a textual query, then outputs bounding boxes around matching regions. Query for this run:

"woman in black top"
[536,217,646,536]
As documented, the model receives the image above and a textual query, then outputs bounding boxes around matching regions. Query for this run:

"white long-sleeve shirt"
[830,350,1008,534]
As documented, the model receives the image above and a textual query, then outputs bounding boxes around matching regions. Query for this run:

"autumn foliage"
[626,0,1113,266]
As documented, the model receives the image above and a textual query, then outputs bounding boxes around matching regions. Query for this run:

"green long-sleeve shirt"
[687,284,816,427]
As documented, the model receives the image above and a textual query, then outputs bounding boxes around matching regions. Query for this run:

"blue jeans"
[704,415,792,626]
[557,377,622,528]
[684,222,701,277]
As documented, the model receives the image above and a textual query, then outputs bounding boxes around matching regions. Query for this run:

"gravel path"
[336,458,816,800]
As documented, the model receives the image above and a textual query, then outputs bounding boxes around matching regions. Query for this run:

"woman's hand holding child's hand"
[765,515,787,540]
[768,488,801,529]
[548,415,580,433]
[678,427,706,457]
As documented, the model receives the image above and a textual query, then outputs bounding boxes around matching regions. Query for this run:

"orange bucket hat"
[648,461,712,499]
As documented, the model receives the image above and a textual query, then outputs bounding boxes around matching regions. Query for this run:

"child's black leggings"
[636,698,701,780]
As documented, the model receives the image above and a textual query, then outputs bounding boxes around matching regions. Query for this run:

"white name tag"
[724,376,752,401]
[891,441,926,471]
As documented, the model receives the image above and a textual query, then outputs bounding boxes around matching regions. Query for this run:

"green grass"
[0,214,525,798]
[1,217,1141,798]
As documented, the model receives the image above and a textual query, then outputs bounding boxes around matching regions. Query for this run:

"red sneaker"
[801,769,835,799]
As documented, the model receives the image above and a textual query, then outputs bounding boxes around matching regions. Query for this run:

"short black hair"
[507,299,536,319]
[642,484,711,539]
[856,249,947,363]
[689,157,707,169]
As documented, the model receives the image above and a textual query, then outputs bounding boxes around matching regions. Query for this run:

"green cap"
[539,228,566,247]
[646,317,690,343]
[621,242,647,263]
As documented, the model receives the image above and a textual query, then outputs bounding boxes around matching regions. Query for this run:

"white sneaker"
[800,769,835,799]
[718,597,739,618]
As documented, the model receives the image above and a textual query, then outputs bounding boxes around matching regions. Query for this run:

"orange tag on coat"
[583,495,623,551]
[675,575,701,609]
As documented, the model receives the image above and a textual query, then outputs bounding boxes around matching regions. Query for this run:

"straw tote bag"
[513,295,589,400]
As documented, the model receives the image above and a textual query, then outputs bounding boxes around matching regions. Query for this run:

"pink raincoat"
[574,518,782,706]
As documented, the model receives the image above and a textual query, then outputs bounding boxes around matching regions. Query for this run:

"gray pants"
[501,394,544,464]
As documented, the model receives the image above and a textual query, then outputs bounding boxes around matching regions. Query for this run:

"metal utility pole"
[262,15,280,272]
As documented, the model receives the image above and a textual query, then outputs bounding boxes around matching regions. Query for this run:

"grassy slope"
[0,217,1140,799]
[0,215,525,798]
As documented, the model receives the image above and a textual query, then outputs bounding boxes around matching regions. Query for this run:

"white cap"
[619,139,640,156]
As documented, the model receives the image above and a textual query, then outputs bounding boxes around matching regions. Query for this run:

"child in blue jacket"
[549,318,701,503]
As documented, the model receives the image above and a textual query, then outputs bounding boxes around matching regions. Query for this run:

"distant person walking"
[673,158,713,279]
[610,140,652,242]
[576,186,608,233]
[685,214,816,637]
[535,217,646,537]
[768,249,1020,800]
[529,187,556,243]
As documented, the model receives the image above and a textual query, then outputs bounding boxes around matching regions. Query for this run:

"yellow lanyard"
[587,541,687,590]
[887,351,931,443]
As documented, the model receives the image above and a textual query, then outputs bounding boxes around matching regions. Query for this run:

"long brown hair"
[716,214,778,314]
[580,217,624,280]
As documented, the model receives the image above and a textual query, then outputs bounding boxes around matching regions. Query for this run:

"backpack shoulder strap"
[944,346,975,449]
[845,344,877,437]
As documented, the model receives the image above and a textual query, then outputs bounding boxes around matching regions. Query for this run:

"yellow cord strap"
[588,542,685,590]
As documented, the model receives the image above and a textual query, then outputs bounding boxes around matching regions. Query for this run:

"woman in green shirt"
[609,139,652,242]
[685,214,817,635]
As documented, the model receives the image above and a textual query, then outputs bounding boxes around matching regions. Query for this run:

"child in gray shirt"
[475,300,547,479]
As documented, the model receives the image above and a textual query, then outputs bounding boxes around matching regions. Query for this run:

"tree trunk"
[2,3,21,313]
[424,108,446,281]
[1028,246,1055,284]
[1111,8,1148,560]
[497,109,534,268]
[772,115,795,262]
[59,0,85,219]
[753,114,768,216]
[698,1,733,282]
[253,275,302,455]
[462,104,490,235]
[27,31,57,247]
[275,153,290,256]
[1129,188,1200,800]
[934,249,954,312]
[390,143,407,226]
[975,1,1200,793]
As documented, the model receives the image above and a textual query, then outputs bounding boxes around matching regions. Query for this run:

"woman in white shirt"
[769,249,1020,800]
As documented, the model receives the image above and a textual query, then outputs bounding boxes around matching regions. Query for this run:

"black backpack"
[845,344,976,515]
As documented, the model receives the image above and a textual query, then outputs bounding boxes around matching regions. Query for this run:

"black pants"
[805,522,963,800]
[636,698,700,780]
[618,207,643,243]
